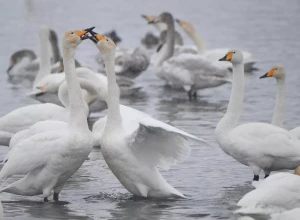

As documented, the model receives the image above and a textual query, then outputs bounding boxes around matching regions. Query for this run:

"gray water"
[0,0,300,219]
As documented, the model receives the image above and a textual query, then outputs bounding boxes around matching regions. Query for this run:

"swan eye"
[106,39,109,42]
[233,52,236,54]
[71,32,74,35]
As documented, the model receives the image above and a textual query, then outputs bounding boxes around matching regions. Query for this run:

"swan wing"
[230,123,300,158]
[0,130,66,180]
[121,105,207,170]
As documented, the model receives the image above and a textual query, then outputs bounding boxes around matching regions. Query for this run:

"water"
[0,0,300,219]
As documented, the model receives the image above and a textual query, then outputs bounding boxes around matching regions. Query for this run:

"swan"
[6,27,61,77]
[0,75,98,147]
[96,46,150,79]
[150,12,231,99]
[141,14,184,46]
[175,19,256,72]
[0,28,94,202]
[88,30,208,198]
[235,168,300,215]
[259,66,300,138]
[215,49,300,182]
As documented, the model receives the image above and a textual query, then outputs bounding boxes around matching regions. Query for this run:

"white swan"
[235,168,300,215]
[175,19,256,72]
[0,28,94,201]
[150,12,231,99]
[259,66,300,138]
[6,26,61,77]
[215,49,300,182]
[0,76,97,147]
[88,30,208,198]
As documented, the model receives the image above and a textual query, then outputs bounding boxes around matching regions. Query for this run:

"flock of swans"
[0,11,299,219]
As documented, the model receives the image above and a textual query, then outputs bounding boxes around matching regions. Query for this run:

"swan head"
[219,49,243,65]
[62,27,94,48]
[294,166,300,175]
[175,19,195,35]
[149,12,173,25]
[88,31,116,57]
[260,66,285,79]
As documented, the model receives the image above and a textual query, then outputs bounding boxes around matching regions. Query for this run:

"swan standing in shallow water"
[259,66,300,138]
[0,28,94,201]
[150,12,231,99]
[175,19,256,72]
[89,30,208,198]
[235,167,300,215]
[215,49,300,181]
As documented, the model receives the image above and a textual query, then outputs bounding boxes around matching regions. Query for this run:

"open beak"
[78,27,95,40]
[87,30,105,44]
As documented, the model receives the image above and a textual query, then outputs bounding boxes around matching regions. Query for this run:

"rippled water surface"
[1,0,300,219]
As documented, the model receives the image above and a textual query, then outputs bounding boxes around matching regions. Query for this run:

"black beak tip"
[141,14,147,19]
[175,19,180,23]
[259,73,268,79]
[85,27,95,32]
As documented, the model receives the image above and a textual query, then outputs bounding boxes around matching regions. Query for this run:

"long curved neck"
[103,51,122,129]
[157,20,175,66]
[153,23,166,33]
[50,32,61,64]
[187,29,205,54]
[217,62,244,132]
[272,76,285,127]
[62,45,88,129]
[33,28,51,88]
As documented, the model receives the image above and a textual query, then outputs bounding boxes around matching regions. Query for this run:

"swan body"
[176,19,256,72]
[215,50,300,182]
[0,77,97,147]
[236,169,300,215]
[271,208,300,220]
[96,47,150,79]
[150,12,230,98]
[259,66,300,139]
[0,28,94,201]
[89,31,208,198]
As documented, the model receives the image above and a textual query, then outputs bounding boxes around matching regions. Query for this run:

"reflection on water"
[0,0,300,219]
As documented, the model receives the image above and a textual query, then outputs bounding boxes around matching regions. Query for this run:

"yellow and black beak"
[88,30,105,44]
[260,68,274,79]
[73,27,95,40]
[175,19,184,26]
[219,52,234,61]
[141,14,154,24]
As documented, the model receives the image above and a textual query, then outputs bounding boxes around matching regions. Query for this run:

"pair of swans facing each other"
[215,50,300,183]
[0,28,209,201]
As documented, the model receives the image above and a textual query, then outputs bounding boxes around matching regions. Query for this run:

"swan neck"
[217,62,244,132]
[157,20,175,66]
[272,76,285,127]
[103,52,122,129]
[50,35,61,64]
[33,30,51,88]
[154,23,166,32]
[189,30,205,54]
[62,45,88,129]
